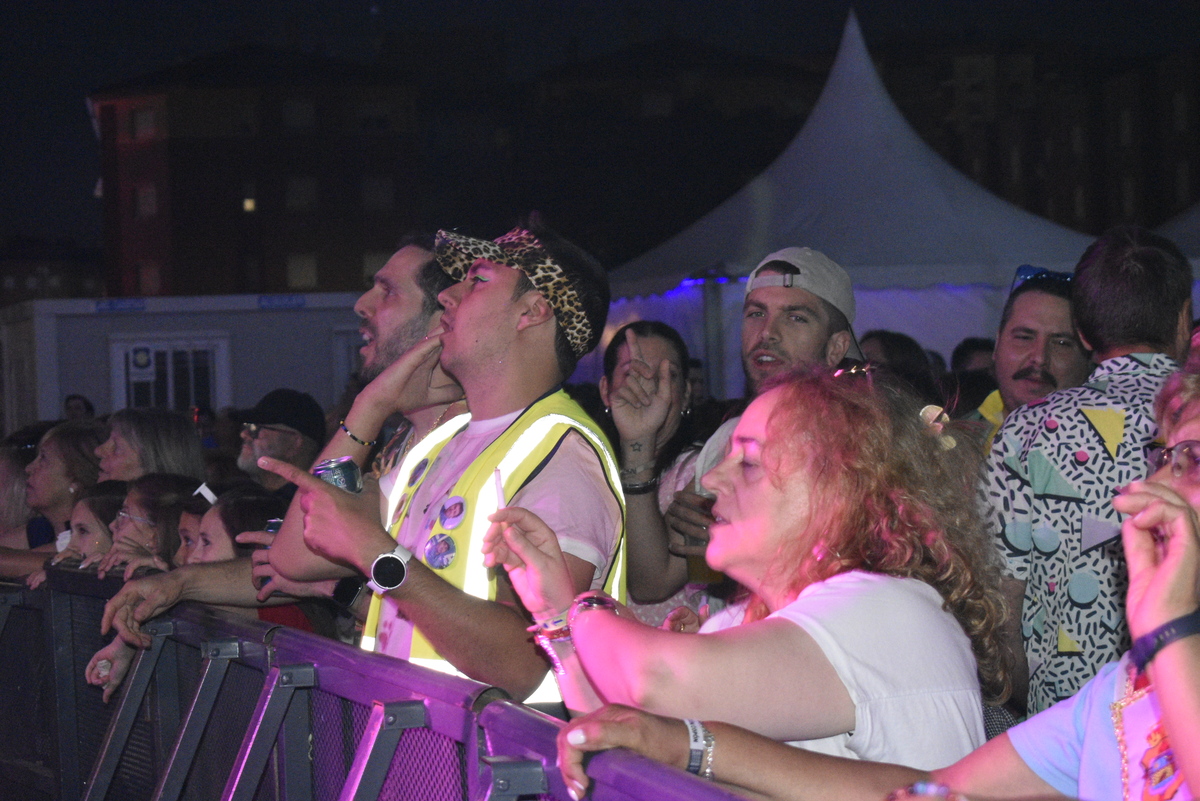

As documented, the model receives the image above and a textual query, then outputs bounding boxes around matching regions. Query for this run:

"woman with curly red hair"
[484,366,1009,769]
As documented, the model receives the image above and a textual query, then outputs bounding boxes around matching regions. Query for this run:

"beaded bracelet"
[339,420,378,448]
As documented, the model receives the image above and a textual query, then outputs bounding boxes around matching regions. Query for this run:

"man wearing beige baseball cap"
[624,246,861,606]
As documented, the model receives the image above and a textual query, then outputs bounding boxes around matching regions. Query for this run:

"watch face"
[372,554,407,589]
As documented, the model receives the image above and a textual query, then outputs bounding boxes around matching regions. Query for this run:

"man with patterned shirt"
[986,226,1193,714]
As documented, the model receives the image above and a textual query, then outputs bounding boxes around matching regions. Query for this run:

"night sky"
[4,0,1199,249]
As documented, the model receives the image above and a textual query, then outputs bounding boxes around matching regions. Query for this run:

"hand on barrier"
[101,571,184,648]
[86,637,136,703]
[96,534,167,581]
[25,568,48,589]
[557,704,690,801]
[482,506,576,622]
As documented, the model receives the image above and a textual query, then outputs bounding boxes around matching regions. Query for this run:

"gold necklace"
[395,400,464,467]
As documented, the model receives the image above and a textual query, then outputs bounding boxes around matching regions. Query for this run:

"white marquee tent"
[1157,202,1200,262]
[580,12,1099,397]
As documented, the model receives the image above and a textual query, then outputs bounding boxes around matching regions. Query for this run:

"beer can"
[312,456,363,493]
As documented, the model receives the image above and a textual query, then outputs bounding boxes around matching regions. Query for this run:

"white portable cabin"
[0,291,361,433]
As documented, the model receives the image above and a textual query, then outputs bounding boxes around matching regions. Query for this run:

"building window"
[135,185,157,219]
[285,177,317,211]
[242,181,256,213]
[361,176,395,212]
[131,106,156,140]
[283,99,315,129]
[110,333,230,412]
[287,253,318,289]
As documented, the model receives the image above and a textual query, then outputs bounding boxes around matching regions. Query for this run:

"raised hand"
[481,506,576,620]
[1114,480,1200,639]
[258,456,394,574]
[610,329,679,459]
[358,328,464,418]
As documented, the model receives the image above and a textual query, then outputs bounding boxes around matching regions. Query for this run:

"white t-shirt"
[375,409,621,659]
[701,570,985,769]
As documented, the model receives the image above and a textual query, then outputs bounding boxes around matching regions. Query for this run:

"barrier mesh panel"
[69,595,124,792]
[0,600,54,801]
[310,688,365,799]
[181,659,267,801]
[378,727,466,801]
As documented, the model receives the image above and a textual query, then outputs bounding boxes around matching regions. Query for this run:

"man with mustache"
[985,227,1193,715]
[967,269,1093,449]
[625,248,861,604]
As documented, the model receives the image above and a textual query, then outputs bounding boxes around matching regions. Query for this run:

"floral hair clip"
[920,405,957,451]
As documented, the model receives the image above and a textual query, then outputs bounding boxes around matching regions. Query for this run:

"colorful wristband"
[339,420,378,448]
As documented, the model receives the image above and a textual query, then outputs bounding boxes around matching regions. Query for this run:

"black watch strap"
[332,576,365,610]
[1130,606,1200,672]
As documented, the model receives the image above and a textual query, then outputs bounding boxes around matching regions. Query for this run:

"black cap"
[243,389,326,445]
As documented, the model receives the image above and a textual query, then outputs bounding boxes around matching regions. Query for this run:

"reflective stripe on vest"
[360,395,626,674]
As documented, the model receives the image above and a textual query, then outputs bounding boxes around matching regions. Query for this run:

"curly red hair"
[743,367,1010,704]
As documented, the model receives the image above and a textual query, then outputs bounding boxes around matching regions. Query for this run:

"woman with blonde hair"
[485,366,1008,768]
[96,408,205,483]
[0,420,107,579]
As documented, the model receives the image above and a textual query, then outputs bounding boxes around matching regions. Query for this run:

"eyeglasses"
[1010,265,1072,295]
[241,422,294,439]
[116,508,154,527]
[1150,440,1200,481]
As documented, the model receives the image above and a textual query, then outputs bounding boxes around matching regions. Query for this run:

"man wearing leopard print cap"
[268,218,626,706]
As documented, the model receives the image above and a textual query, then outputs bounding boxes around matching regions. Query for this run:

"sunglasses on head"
[1010,265,1072,295]
[1150,440,1200,481]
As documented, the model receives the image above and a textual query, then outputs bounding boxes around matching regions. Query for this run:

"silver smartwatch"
[367,544,413,594]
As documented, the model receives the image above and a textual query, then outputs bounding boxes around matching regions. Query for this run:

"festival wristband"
[682,718,705,775]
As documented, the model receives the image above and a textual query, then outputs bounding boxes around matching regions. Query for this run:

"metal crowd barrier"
[0,567,744,801]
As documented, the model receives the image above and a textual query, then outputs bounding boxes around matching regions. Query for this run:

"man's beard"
[358,315,430,383]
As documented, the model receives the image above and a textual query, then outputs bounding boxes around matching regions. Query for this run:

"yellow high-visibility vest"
[361,391,626,698]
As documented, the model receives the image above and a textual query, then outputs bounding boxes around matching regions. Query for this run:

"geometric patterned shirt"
[983,353,1176,714]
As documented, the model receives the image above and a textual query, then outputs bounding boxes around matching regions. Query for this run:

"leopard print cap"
[435,228,592,357]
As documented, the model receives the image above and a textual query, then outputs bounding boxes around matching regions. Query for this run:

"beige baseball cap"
[745,247,862,360]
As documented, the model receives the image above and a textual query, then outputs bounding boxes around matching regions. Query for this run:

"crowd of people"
[1,218,1196,800]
